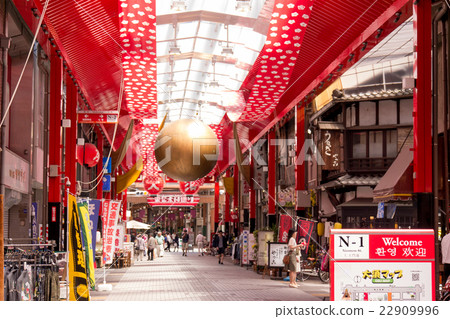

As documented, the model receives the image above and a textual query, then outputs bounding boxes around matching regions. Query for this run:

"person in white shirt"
[442,231,450,284]
[196,233,204,256]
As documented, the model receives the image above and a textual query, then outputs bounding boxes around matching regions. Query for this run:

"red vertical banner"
[225,171,231,223]
[295,104,305,208]
[250,155,256,219]
[413,0,432,193]
[268,130,276,215]
[214,181,220,226]
[278,215,291,243]
[296,219,315,258]
[122,190,127,221]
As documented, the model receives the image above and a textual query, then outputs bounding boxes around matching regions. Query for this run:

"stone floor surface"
[90,249,330,301]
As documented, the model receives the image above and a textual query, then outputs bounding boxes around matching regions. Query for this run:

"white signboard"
[333,262,432,301]
[257,231,274,266]
[333,234,369,260]
[241,230,250,265]
[248,234,256,261]
[268,242,289,268]
[2,148,29,193]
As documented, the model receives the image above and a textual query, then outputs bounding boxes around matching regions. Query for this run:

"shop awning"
[373,146,413,202]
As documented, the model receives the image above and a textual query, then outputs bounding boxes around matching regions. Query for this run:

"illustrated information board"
[330,229,435,301]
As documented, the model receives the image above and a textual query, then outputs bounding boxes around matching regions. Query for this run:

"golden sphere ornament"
[154,118,219,182]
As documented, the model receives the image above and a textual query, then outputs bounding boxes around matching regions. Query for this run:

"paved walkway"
[90,250,329,301]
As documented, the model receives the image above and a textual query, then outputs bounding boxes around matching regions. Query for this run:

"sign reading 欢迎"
[330,229,435,301]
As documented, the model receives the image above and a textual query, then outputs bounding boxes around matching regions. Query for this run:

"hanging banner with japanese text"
[68,194,90,301]
[278,214,291,243]
[330,229,435,301]
[88,199,101,261]
[296,219,315,258]
[114,221,125,251]
[77,201,95,290]
[102,200,122,265]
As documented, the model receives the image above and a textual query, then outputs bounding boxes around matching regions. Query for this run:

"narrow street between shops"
[90,252,328,301]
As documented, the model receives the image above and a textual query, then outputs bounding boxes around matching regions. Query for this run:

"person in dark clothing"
[213,230,227,264]
[182,230,189,256]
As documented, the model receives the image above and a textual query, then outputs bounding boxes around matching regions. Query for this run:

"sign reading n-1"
[330,229,435,301]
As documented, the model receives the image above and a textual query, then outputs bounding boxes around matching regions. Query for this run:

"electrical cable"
[0,0,51,129]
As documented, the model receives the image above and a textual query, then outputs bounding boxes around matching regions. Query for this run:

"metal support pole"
[296,104,306,215]
[65,74,77,195]
[250,154,256,233]
[268,130,276,226]
[96,128,104,200]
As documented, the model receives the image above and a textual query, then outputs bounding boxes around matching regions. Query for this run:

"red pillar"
[65,74,77,195]
[413,0,432,193]
[233,163,239,233]
[249,155,256,232]
[225,170,231,223]
[96,128,104,200]
[268,130,276,217]
[214,180,220,231]
[48,47,62,203]
[295,104,306,213]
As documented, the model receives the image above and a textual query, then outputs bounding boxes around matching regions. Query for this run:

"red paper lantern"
[179,181,200,195]
[76,143,100,167]
[144,175,165,195]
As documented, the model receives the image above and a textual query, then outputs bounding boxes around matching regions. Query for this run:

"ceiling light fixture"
[169,23,181,55]
[209,56,220,88]
[167,55,177,88]
[171,0,187,12]
[221,25,234,57]
[235,0,252,12]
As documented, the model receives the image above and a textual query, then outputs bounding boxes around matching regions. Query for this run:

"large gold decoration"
[154,119,219,181]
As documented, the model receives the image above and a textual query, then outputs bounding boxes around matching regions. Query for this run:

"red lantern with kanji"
[76,143,100,167]
[179,181,200,195]
[144,175,165,195]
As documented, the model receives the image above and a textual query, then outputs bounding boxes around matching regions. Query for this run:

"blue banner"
[103,175,111,192]
[88,199,101,262]
[103,157,112,173]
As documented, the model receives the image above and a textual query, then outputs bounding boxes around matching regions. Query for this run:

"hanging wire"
[81,76,124,192]
[0,0,51,129]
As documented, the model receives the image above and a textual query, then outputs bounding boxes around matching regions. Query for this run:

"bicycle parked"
[297,249,330,283]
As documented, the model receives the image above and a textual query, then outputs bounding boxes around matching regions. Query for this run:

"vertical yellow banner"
[68,194,90,301]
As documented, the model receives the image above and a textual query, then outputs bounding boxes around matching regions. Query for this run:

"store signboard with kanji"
[147,194,200,207]
[330,229,435,301]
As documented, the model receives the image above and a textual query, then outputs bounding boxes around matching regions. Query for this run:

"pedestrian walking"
[196,233,204,256]
[212,230,227,264]
[147,233,157,261]
[173,233,179,252]
[166,232,173,252]
[182,229,189,256]
[135,234,145,261]
[155,231,165,257]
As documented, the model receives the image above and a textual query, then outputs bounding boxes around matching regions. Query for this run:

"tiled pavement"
[90,250,329,301]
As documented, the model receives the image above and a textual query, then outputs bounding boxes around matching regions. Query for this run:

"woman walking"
[287,228,304,288]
